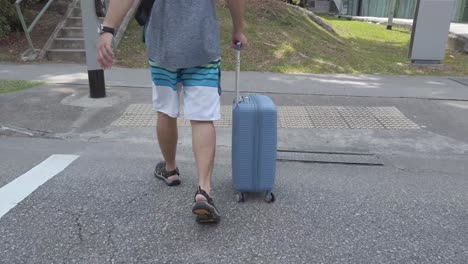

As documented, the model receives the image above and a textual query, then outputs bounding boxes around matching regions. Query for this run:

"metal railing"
[15,0,55,60]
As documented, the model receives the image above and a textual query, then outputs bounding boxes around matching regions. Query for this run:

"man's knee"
[158,111,177,120]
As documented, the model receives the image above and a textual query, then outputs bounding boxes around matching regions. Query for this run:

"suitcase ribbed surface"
[232,95,277,193]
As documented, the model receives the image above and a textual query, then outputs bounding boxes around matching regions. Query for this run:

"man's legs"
[182,59,222,223]
[191,120,216,199]
[149,60,182,185]
[190,120,221,223]
[157,112,179,181]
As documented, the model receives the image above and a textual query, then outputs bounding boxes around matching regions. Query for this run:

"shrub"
[0,0,50,38]
[0,0,20,38]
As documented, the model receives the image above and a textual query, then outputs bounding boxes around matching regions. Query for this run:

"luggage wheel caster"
[236,193,245,203]
[264,192,275,203]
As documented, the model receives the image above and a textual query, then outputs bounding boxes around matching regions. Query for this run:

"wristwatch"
[99,24,115,36]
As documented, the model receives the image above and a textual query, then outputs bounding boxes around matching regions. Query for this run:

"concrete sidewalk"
[1,63,468,100]
[1,81,468,154]
[1,62,468,151]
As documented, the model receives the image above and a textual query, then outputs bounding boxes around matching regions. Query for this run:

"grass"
[116,0,468,76]
[320,15,468,75]
[115,19,148,68]
[0,80,44,94]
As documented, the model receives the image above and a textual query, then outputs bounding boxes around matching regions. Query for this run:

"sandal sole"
[192,201,220,224]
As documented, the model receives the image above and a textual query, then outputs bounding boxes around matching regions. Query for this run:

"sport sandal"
[154,161,181,186]
[192,186,221,224]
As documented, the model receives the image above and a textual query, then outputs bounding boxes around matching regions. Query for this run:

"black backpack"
[135,0,155,26]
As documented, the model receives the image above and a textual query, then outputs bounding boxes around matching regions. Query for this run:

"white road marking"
[0,154,79,219]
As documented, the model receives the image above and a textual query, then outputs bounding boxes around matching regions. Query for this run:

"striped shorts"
[149,59,221,121]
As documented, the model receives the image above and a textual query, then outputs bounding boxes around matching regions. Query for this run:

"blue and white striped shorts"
[149,59,221,121]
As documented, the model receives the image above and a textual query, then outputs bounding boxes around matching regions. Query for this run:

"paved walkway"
[1,64,468,262]
[1,63,468,100]
[451,22,468,38]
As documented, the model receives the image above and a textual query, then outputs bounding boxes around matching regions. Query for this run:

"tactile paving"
[111,104,420,130]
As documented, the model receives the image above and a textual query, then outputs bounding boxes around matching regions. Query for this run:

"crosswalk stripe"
[0,154,79,219]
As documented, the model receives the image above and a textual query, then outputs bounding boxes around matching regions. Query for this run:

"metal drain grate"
[111,104,420,130]
[277,150,383,166]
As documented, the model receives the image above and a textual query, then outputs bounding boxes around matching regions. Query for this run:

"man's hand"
[97,33,114,69]
[232,31,248,50]
[96,0,134,69]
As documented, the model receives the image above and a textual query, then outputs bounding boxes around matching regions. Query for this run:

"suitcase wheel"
[236,193,246,203]
[264,192,275,203]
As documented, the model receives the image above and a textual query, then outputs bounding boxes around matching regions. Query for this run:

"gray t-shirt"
[145,0,221,69]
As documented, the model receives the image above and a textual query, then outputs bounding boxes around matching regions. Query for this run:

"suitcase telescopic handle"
[235,42,241,104]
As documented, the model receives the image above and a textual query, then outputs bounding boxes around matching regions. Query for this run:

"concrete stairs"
[45,2,91,63]
[42,0,137,63]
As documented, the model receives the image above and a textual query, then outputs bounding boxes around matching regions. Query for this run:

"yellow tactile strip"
[111,104,420,130]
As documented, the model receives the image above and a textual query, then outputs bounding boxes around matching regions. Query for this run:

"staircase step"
[72,7,81,17]
[46,49,86,63]
[58,27,83,38]
[51,38,85,49]
[65,17,82,27]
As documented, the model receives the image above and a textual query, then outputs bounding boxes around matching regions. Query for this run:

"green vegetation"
[117,1,468,76]
[0,80,44,94]
[0,0,20,38]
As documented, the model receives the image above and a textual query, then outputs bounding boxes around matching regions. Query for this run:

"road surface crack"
[75,214,84,242]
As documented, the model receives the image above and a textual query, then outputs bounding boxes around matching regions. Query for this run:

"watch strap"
[101,25,115,36]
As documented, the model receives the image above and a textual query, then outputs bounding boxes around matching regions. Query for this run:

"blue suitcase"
[232,44,277,203]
